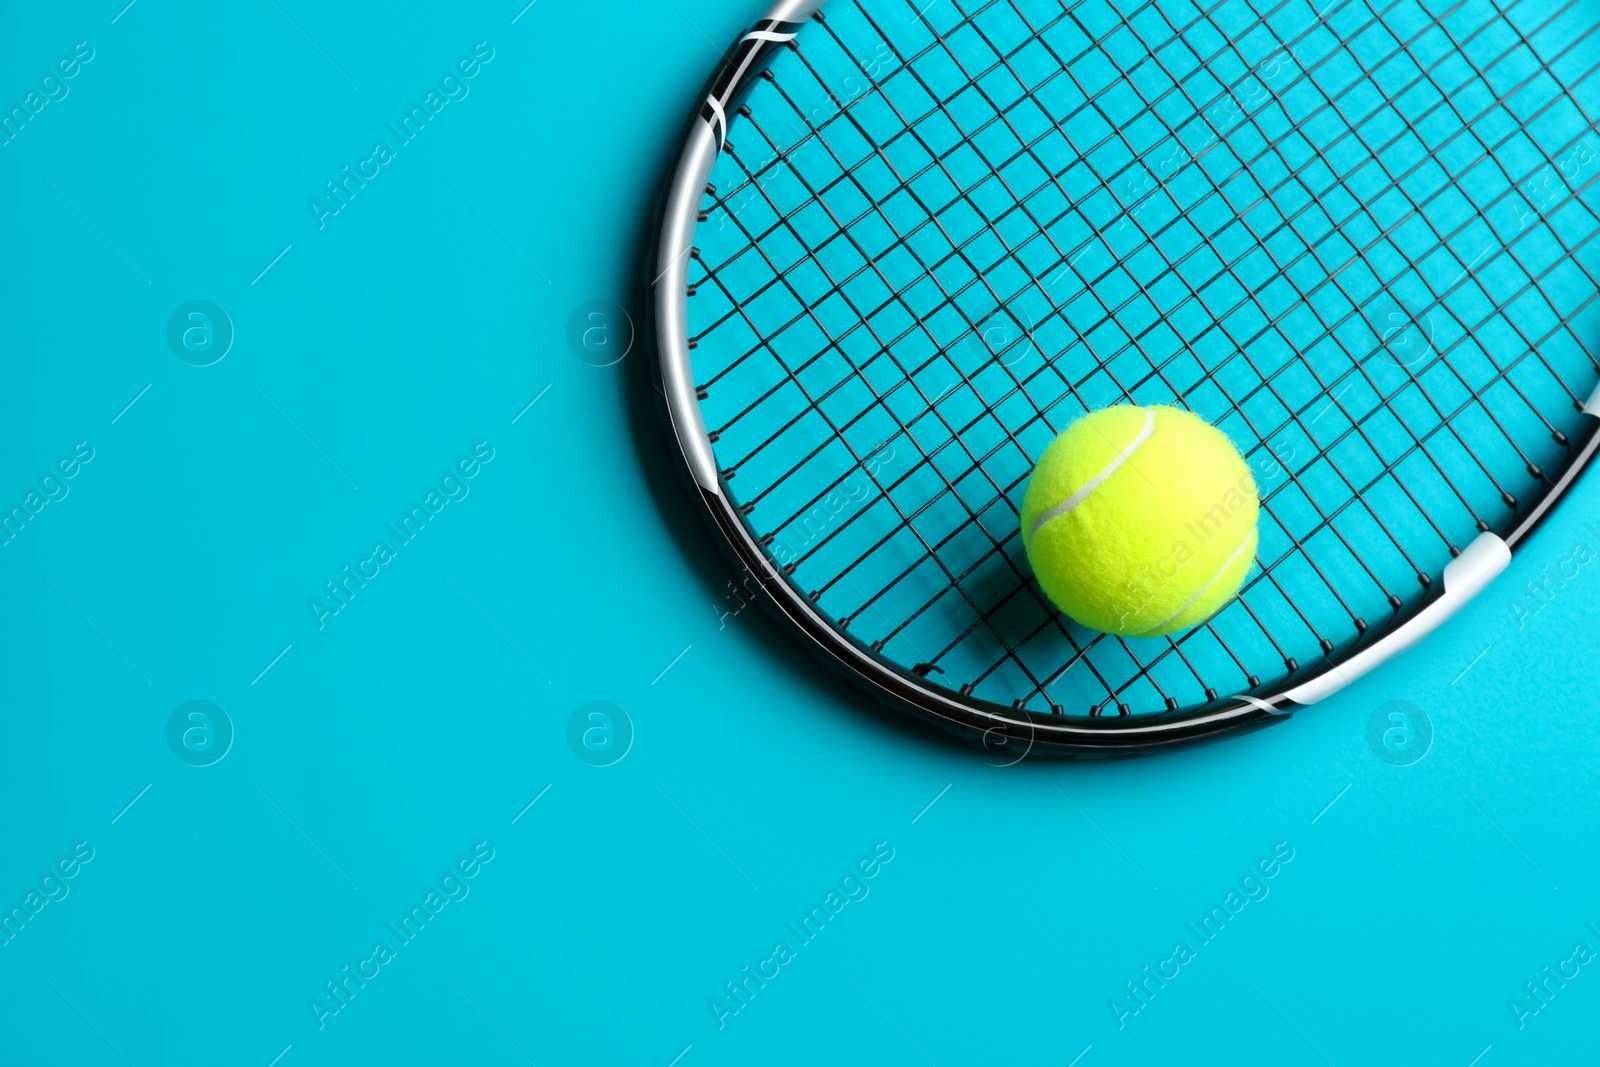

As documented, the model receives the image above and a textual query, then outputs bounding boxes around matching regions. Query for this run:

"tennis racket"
[649,0,1600,755]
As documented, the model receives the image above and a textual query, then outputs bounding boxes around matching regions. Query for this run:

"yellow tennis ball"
[1020,405,1259,638]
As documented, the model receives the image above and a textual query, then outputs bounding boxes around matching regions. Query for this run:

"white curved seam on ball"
[1026,408,1155,546]
[1136,525,1257,637]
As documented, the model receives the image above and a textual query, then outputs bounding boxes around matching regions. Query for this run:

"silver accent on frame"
[657,0,824,491]
[1283,531,1512,705]
[656,121,723,492]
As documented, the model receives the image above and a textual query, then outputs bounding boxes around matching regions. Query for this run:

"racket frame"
[648,0,1600,755]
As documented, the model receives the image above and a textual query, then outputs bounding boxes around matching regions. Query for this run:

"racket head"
[651,0,1600,755]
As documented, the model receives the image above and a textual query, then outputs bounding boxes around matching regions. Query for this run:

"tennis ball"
[1020,405,1259,638]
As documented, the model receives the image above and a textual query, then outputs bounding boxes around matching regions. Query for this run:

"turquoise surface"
[1,1,1597,1064]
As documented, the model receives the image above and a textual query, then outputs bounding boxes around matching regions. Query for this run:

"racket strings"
[795,0,1336,698]
[1185,7,1600,488]
[848,0,1593,523]
[698,0,1256,450]
[710,0,1574,694]
[702,158,1126,702]
[1111,105,1600,606]
[720,0,1529,544]
[707,80,1195,706]
[734,0,1596,482]
[686,0,1600,714]
[702,0,1433,485]
[696,0,1443,383]
[720,0,1542,588]
[800,0,1452,627]
[697,195,1164,709]
[796,0,1462,653]
[697,7,1285,710]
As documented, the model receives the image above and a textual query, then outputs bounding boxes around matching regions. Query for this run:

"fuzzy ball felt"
[1020,405,1259,637]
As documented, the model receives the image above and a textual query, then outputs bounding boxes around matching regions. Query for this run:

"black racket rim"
[646,0,1600,757]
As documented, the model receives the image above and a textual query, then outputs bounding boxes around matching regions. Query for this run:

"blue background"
[1,0,1597,1064]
